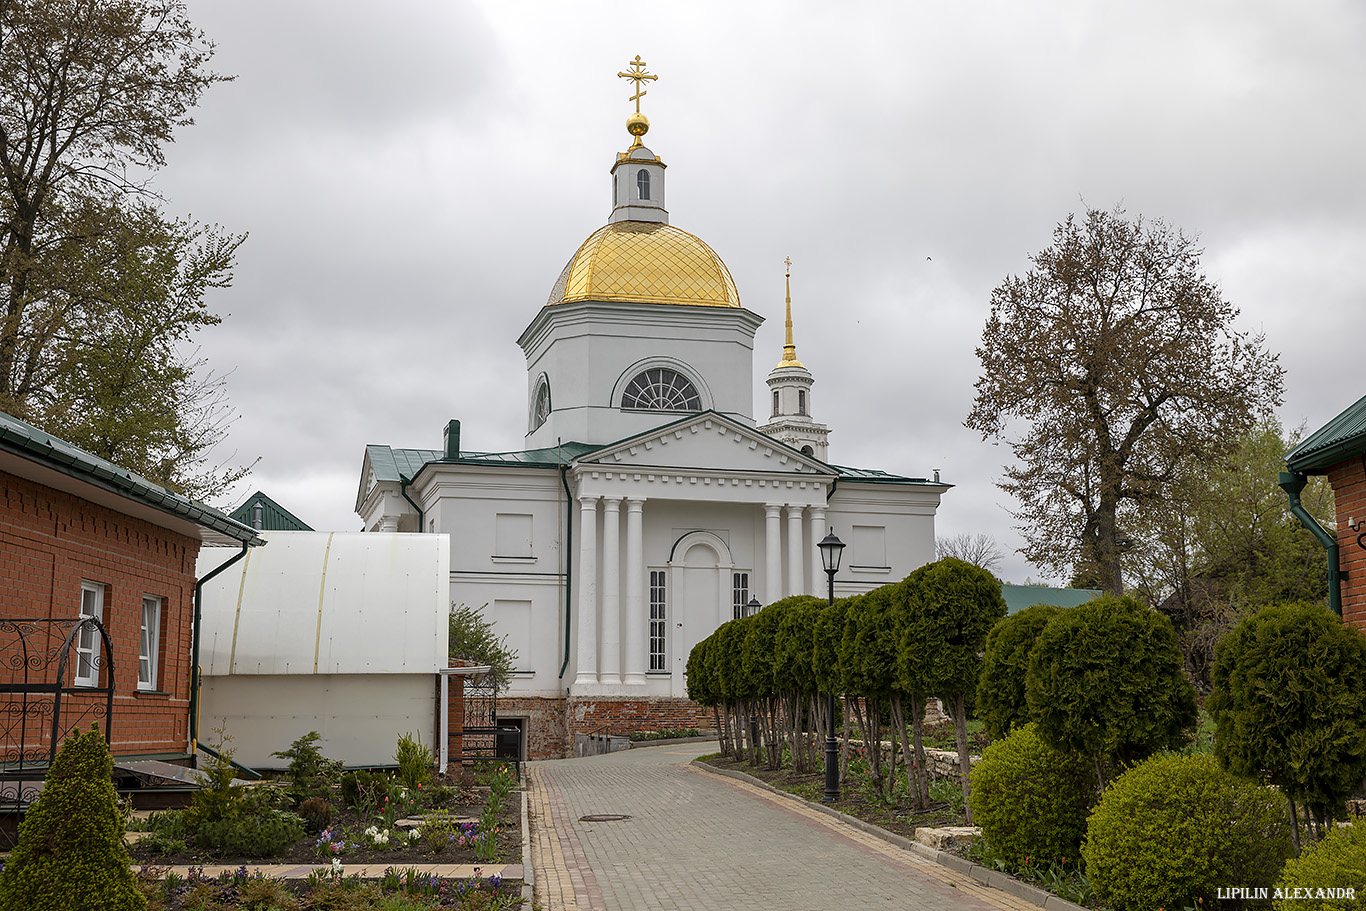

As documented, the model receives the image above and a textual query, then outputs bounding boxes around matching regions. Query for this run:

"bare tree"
[935,533,1004,575]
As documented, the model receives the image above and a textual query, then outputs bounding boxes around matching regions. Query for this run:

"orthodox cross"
[618,55,658,112]
[785,256,792,277]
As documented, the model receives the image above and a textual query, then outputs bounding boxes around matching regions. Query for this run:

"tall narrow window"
[773,390,780,416]
[532,381,551,430]
[139,596,162,691]
[637,169,650,200]
[76,582,103,687]
[798,389,807,416]
[732,572,750,619]
[649,570,667,671]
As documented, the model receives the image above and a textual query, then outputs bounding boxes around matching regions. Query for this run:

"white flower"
[363,825,380,839]
[408,829,421,841]
[330,858,343,875]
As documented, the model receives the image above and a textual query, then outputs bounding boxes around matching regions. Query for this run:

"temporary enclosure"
[196,531,449,768]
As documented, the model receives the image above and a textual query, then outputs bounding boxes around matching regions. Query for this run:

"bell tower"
[759,259,829,460]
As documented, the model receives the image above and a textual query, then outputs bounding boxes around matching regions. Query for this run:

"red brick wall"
[1328,457,1366,631]
[1,469,201,758]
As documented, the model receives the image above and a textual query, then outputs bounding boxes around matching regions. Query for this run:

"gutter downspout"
[1278,471,1343,618]
[559,463,573,679]
[191,542,262,779]
[400,476,425,532]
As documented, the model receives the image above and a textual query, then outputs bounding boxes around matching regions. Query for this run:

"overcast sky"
[157,1,1366,585]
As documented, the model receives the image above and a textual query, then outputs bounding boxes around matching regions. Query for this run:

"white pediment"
[577,412,833,477]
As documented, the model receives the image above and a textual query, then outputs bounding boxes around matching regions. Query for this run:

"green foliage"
[901,557,1005,698]
[449,603,519,693]
[685,636,715,706]
[184,730,247,831]
[812,596,855,695]
[340,769,384,810]
[0,726,145,910]
[965,206,1283,594]
[1274,819,1366,911]
[270,730,342,804]
[394,732,434,792]
[976,604,1062,740]
[1083,753,1291,911]
[739,601,784,699]
[1026,594,1197,778]
[191,791,305,858]
[843,583,902,699]
[966,723,1095,868]
[299,796,333,834]
[0,0,251,500]
[773,595,823,698]
[1207,601,1366,820]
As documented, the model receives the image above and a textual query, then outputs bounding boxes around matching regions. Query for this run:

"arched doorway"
[667,531,733,696]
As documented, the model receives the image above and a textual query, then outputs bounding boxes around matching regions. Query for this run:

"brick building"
[0,410,261,783]
[1285,392,1366,630]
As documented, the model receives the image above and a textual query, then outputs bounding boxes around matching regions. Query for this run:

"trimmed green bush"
[976,603,1062,740]
[1083,753,1291,911]
[1027,594,1197,782]
[1208,601,1366,825]
[1274,819,1366,911]
[395,731,434,791]
[0,726,145,911]
[966,723,1094,868]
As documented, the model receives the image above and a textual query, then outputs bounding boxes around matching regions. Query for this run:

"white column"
[786,505,805,596]
[764,504,783,603]
[574,495,599,687]
[624,498,646,684]
[600,497,622,685]
[808,505,827,596]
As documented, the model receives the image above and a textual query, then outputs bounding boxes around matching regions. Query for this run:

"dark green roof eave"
[0,411,263,546]
[1286,393,1366,474]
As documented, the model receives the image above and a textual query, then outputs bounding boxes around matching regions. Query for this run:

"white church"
[355,60,947,758]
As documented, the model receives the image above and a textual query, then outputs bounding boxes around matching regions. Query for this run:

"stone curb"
[519,783,533,907]
[692,760,1087,911]
[627,735,720,749]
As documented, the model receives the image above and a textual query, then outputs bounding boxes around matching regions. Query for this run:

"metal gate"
[461,673,498,760]
[0,617,115,808]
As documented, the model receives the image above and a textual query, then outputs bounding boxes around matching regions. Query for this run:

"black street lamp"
[818,530,845,803]
[746,596,761,757]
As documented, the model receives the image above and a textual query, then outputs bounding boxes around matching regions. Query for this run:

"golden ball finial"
[627,112,650,138]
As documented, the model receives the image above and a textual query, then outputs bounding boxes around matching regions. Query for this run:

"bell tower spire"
[759,258,829,461]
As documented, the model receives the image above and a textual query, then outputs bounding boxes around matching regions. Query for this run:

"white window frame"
[649,570,667,672]
[732,572,750,619]
[76,581,104,687]
[139,595,162,691]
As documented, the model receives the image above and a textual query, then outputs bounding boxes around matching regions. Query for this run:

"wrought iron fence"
[0,617,115,808]
[461,673,498,760]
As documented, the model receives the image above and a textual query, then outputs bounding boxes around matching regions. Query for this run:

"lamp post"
[818,530,845,803]
[746,597,761,758]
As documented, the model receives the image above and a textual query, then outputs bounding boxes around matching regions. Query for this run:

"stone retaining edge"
[628,735,720,749]
[692,760,1087,911]
[519,784,533,906]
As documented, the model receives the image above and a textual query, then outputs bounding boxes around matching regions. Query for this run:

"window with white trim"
[773,390,779,416]
[621,368,701,412]
[139,596,162,691]
[798,389,807,416]
[532,381,551,430]
[76,581,103,687]
[637,168,650,200]
[732,572,750,619]
[649,570,667,671]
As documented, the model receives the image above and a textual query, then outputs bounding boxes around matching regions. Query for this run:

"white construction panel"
[197,531,449,675]
[201,674,436,768]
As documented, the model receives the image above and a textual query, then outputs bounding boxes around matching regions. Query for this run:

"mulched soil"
[128,790,522,869]
[700,755,969,842]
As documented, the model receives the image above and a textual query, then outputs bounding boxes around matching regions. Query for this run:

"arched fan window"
[532,381,551,430]
[621,368,701,412]
[637,169,651,200]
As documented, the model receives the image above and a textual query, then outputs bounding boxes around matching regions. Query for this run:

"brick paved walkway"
[528,743,1045,911]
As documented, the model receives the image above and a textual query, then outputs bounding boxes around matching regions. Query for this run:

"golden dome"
[546,221,742,308]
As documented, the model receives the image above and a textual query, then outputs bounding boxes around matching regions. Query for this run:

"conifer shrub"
[1026,594,1197,784]
[966,722,1094,868]
[298,796,333,833]
[270,730,342,804]
[976,603,1062,740]
[395,731,434,791]
[0,726,145,911]
[1274,819,1366,911]
[1208,601,1366,826]
[1083,752,1291,911]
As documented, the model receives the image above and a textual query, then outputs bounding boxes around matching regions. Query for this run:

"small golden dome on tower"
[546,221,742,309]
[626,112,649,138]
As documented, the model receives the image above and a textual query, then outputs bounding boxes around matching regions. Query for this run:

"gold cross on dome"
[618,55,658,113]
[785,256,792,276]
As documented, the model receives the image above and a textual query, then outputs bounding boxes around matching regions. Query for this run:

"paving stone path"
[528,742,1042,911]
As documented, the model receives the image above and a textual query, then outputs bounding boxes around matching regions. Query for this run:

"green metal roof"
[1001,584,1101,615]
[0,410,263,546]
[831,464,947,485]
[1285,392,1366,475]
[365,442,602,484]
[229,491,314,531]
